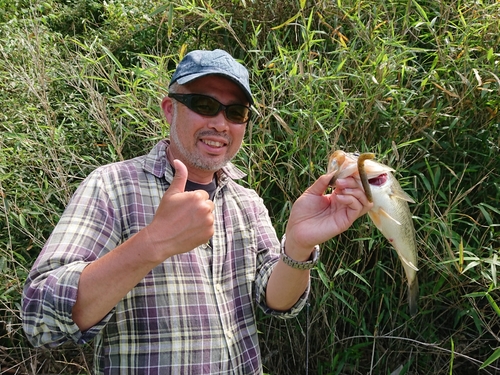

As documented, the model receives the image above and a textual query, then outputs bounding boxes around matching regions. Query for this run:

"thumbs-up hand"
[143,159,215,263]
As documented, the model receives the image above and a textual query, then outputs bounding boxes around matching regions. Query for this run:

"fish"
[327,150,419,316]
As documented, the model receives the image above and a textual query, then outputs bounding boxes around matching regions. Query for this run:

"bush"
[1,0,499,373]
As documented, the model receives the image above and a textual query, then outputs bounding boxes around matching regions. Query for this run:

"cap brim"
[174,73,254,105]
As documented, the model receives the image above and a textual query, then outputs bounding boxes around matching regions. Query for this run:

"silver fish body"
[328,151,419,315]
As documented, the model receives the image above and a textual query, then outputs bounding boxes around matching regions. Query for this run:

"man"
[22,49,372,374]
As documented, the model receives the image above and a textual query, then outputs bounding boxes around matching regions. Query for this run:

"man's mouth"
[201,139,225,148]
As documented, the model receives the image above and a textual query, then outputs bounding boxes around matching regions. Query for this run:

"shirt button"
[215,284,222,293]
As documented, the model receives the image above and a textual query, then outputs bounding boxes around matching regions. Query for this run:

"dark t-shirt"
[185,178,217,200]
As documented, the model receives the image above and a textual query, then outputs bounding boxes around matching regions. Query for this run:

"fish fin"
[367,211,381,228]
[399,254,419,272]
[368,208,401,228]
[390,186,416,204]
[408,276,419,316]
[378,208,402,226]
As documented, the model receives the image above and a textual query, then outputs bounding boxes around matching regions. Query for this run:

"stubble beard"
[169,109,237,172]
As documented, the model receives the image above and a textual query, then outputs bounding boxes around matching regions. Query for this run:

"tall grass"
[1,0,499,373]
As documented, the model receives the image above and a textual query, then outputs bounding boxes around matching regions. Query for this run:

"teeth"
[203,140,224,147]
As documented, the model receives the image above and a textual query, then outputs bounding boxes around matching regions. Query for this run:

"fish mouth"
[368,173,388,186]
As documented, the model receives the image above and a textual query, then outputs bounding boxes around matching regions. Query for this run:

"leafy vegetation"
[1,0,499,373]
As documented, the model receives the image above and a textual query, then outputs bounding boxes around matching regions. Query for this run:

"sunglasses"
[168,93,251,124]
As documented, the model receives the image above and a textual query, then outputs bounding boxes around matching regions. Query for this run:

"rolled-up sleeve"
[22,166,122,347]
[255,253,310,318]
[22,261,114,346]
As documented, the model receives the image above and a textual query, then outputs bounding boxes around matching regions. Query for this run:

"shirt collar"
[142,139,246,183]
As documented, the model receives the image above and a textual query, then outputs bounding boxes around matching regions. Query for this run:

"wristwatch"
[280,234,320,270]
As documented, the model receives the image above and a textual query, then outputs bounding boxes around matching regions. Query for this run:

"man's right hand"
[143,159,215,263]
[72,159,215,331]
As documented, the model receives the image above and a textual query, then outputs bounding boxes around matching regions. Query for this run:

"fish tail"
[408,276,419,316]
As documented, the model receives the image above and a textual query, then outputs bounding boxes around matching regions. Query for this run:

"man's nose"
[207,111,230,132]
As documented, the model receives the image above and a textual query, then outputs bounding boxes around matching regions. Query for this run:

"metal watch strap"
[280,234,320,270]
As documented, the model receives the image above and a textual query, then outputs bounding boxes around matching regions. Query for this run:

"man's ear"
[161,96,174,123]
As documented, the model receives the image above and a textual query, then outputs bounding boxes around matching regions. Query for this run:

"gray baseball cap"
[169,49,253,105]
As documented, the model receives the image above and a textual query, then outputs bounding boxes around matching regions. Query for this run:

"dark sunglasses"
[168,93,251,124]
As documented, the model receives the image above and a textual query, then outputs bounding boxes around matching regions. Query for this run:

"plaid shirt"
[22,140,308,375]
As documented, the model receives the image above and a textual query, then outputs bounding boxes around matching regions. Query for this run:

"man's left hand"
[284,173,372,257]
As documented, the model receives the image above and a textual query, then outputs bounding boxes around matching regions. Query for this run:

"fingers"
[203,195,215,214]
[145,158,217,259]
[307,171,364,197]
[333,176,361,190]
[305,172,337,196]
[304,173,372,217]
[334,179,373,215]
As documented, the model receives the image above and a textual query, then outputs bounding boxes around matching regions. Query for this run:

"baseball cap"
[169,49,253,105]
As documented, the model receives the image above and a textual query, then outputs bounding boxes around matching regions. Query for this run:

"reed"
[1,0,499,373]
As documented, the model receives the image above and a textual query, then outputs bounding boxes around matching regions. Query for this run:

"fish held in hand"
[328,150,419,316]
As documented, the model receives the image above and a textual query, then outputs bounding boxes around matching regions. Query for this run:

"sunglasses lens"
[191,96,249,123]
[226,106,250,123]
[190,96,220,116]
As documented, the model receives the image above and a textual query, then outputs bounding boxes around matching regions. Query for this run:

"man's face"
[162,75,249,181]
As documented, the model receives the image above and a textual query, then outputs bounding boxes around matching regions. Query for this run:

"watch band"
[280,234,320,270]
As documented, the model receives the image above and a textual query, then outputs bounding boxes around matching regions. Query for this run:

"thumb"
[167,159,188,194]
